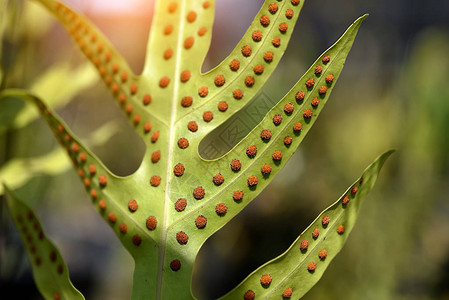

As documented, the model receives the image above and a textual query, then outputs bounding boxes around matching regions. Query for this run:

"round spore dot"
[319,249,328,260]
[245,76,255,87]
[293,122,302,132]
[108,212,117,223]
[291,0,300,5]
[322,215,330,226]
[314,65,323,75]
[247,175,258,187]
[159,76,170,88]
[305,78,315,88]
[198,86,208,97]
[300,239,309,251]
[152,131,160,143]
[132,234,142,246]
[175,198,187,212]
[193,186,205,200]
[173,163,185,176]
[233,89,243,99]
[268,3,278,14]
[311,98,319,107]
[281,288,293,299]
[284,136,293,145]
[285,9,294,19]
[272,150,282,161]
[184,36,194,49]
[203,111,213,122]
[178,138,189,149]
[307,262,317,272]
[188,121,198,132]
[152,151,161,163]
[253,64,264,74]
[83,178,91,188]
[273,114,282,125]
[126,105,133,115]
[150,176,161,187]
[260,274,272,286]
[312,228,320,239]
[198,27,207,36]
[342,195,350,205]
[260,15,270,26]
[213,174,224,185]
[284,103,294,114]
[337,224,345,234]
[295,91,305,102]
[170,259,181,271]
[241,45,252,57]
[244,290,255,300]
[181,96,193,107]
[351,186,358,195]
[89,164,96,175]
[164,24,173,35]
[233,190,244,201]
[264,51,274,62]
[218,101,228,112]
[261,129,272,141]
[168,2,177,13]
[215,203,227,215]
[99,175,107,187]
[231,159,241,171]
[214,74,225,86]
[318,86,327,95]
[195,215,207,229]
[322,55,330,63]
[164,48,173,59]
[279,23,288,32]
[252,30,262,42]
[229,59,240,71]
[325,74,334,83]
[144,122,152,133]
[303,109,313,119]
[119,223,127,233]
[186,11,197,23]
[146,216,157,230]
[272,36,281,47]
[180,70,191,82]
[176,231,188,245]
[261,164,271,175]
[143,94,152,105]
[50,251,57,262]
[99,199,106,210]
[246,145,257,157]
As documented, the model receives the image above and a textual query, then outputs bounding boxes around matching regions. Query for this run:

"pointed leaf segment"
[220,150,395,300]
[3,185,85,300]
[34,0,166,143]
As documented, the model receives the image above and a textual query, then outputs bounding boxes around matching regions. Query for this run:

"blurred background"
[1,0,449,299]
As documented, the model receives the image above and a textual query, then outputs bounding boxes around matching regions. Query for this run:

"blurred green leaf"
[0,0,7,83]
[3,185,85,300]
[12,62,98,130]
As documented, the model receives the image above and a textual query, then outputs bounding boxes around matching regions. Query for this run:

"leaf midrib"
[157,0,188,298]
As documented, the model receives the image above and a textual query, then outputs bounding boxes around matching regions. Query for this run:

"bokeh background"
[1,0,449,299]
